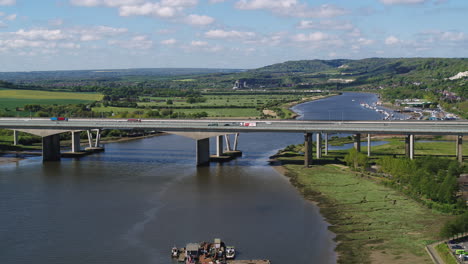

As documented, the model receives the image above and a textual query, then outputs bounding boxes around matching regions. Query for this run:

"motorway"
[0,118,468,135]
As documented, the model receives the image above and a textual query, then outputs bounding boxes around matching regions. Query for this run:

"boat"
[226,246,235,259]
[172,246,179,258]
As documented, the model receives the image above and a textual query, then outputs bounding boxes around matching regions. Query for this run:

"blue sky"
[0,0,467,71]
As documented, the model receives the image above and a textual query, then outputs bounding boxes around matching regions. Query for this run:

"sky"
[0,0,467,71]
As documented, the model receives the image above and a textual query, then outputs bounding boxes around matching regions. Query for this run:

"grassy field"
[92,106,260,117]
[371,137,468,157]
[0,89,102,101]
[273,139,466,264]
[0,89,103,116]
[435,243,458,264]
[138,94,304,108]
[93,93,323,118]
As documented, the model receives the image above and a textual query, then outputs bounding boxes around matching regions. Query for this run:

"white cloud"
[209,0,226,3]
[185,14,214,25]
[4,14,16,21]
[204,29,256,39]
[119,3,176,17]
[235,1,347,18]
[159,0,197,7]
[161,38,177,45]
[385,35,400,45]
[190,40,208,46]
[70,0,144,7]
[70,0,101,6]
[0,26,129,54]
[49,19,64,26]
[108,35,153,49]
[292,32,329,42]
[298,20,354,31]
[71,26,128,41]
[0,0,15,6]
[16,29,69,41]
[380,0,427,5]
[357,37,375,45]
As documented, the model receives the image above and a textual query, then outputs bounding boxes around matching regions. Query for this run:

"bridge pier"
[13,130,18,145]
[324,133,328,155]
[225,135,232,152]
[405,135,410,158]
[216,135,223,157]
[304,133,313,167]
[71,131,81,153]
[316,133,322,158]
[409,134,415,160]
[456,135,463,163]
[42,134,61,162]
[367,134,371,157]
[196,138,210,166]
[233,133,239,151]
[354,133,361,152]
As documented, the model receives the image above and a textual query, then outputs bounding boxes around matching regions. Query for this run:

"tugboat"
[226,246,235,259]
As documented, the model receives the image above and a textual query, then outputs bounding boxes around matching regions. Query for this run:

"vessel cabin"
[186,243,200,260]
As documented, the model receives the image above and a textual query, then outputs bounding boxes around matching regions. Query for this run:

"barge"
[171,238,270,264]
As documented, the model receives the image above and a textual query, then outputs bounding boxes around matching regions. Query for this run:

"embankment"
[271,151,451,264]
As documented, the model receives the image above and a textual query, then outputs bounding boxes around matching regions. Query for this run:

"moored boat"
[226,246,235,259]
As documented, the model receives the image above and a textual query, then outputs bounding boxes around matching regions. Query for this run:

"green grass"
[0,89,103,116]
[371,138,468,157]
[138,94,303,108]
[274,142,458,263]
[92,106,260,117]
[0,89,102,101]
[435,243,458,264]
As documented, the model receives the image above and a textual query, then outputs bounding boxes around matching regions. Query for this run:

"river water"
[0,92,385,264]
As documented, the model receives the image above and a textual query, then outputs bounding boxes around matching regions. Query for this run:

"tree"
[344,148,368,171]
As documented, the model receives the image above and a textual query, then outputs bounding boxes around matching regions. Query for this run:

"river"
[0,92,386,264]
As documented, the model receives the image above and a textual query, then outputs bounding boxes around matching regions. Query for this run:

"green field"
[138,94,304,108]
[0,89,103,116]
[0,89,102,101]
[275,150,453,263]
[371,138,468,157]
[92,106,260,117]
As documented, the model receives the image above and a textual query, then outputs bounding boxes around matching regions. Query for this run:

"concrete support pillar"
[225,135,232,152]
[71,131,81,153]
[316,133,322,159]
[216,135,223,157]
[324,133,328,156]
[367,134,371,157]
[304,133,313,167]
[233,133,239,151]
[94,129,101,148]
[354,133,361,152]
[13,130,18,145]
[196,138,210,166]
[87,130,93,148]
[405,135,410,158]
[456,135,463,163]
[409,134,415,160]
[42,134,61,162]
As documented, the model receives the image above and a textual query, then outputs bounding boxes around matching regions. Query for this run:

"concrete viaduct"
[0,118,467,166]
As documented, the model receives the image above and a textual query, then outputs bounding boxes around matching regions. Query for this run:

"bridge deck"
[0,118,467,135]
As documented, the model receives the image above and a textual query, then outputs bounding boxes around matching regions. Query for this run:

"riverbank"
[281,93,339,119]
[271,150,453,264]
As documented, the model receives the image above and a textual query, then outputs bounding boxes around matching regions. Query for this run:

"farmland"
[0,89,103,116]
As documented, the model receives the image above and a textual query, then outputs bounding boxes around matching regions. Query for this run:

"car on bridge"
[50,117,68,121]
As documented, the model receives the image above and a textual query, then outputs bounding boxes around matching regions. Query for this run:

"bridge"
[0,118,467,165]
